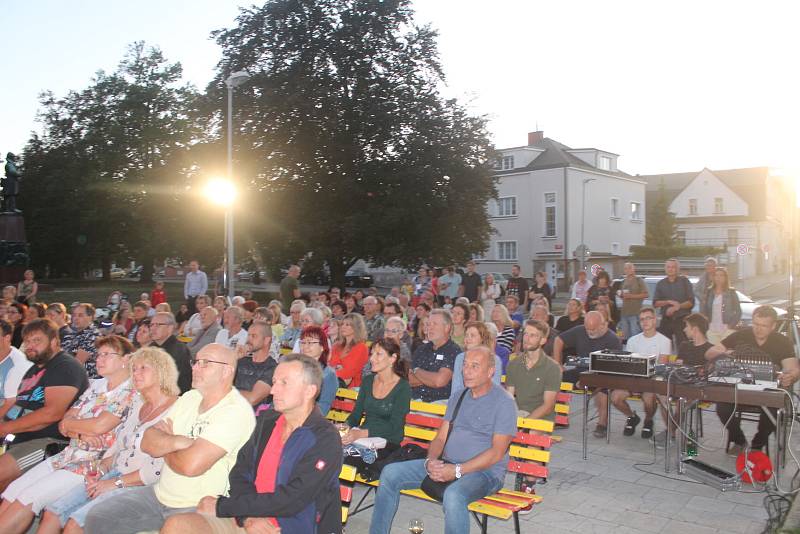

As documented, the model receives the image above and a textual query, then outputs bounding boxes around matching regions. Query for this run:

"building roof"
[495,137,633,178]
[638,167,770,221]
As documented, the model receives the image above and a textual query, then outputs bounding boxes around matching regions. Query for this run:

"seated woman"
[0,335,137,534]
[491,304,516,352]
[328,313,369,388]
[451,322,504,392]
[298,325,338,416]
[340,338,411,471]
[40,346,179,534]
[555,299,585,333]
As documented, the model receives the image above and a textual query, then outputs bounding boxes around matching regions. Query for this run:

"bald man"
[552,311,622,438]
[84,344,256,534]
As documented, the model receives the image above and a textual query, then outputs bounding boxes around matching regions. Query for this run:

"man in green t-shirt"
[280,265,302,311]
[505,320,562,420]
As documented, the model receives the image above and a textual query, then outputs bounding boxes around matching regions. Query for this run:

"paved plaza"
[343,392,798,533]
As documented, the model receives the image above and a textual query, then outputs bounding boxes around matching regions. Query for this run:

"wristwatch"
[114,477,124,489]
[455,464,462,479]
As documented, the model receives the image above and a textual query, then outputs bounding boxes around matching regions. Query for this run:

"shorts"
[1,457,84,514]
[6,436,66,474]
[46,469,122,527]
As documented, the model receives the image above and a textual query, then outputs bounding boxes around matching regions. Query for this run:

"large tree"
[210,0,496,286]
[645,181,678,247]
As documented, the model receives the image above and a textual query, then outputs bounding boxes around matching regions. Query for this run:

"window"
[611,242,620,255]
[630,202,642,221]
[610,198,619,218]
[496,155,514,170]
[676,231,686,245]
[714,197,724,214]
[727,229,738,246]
[497,241,517,261]
[544,192,556,237]
[689,198,698,215]
[598,155,611,170]
[497,196,517,217]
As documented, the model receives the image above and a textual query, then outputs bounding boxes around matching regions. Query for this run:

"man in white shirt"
[571,270,593,306]
[182,295,211,338]
[611,307,672,439]
[184,260,209,315]
[214,307,248,350]
[0,320,33,419]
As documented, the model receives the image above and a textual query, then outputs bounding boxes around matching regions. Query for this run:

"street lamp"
[222,70,250,299]
[579,178,596,272]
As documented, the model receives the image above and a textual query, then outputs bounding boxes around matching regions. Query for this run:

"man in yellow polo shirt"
[83,343,255,534]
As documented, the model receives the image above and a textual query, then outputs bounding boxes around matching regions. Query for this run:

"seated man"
[505,295,525,329]
[235,321,277,407]
[0,319,33,420]
[83,343,256,534]
[506,320,562,420]
[215,307,249,350]
[188,307,222,357]
[610,307,672,440]
[0,319,88,492]
[706,305,799,455]
[370,346,516,534]
[408,310,460,403]
[161,353,343,534]
[149,312,193,393]
[552,311,622,438]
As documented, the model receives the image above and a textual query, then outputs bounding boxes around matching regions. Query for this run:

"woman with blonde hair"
[468,302,484,323]
[328,313,369,388]
[491,304,516,351]
[703,267,741,345]
[451,321,504,392]
[481,273,502,319]
[38,346,180,534]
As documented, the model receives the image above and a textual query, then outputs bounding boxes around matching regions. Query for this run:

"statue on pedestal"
[3,152,21,213]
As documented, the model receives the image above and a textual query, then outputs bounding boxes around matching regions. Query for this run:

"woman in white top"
[481,273,502,320]
[38,346,179,534]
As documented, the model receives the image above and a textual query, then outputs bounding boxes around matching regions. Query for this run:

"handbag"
[420,388,469,501]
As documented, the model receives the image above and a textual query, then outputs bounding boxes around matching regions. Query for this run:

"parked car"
[613,276,785,327]
[125,266,142,279]
[110,268,126,279]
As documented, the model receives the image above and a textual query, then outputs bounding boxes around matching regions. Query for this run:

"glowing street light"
[205,178,237,207]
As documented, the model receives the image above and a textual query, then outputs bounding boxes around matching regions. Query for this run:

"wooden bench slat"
[403,426,438,441]
[336,388,359,400]
[509,444,550,463]
[409,400,447,416]
[331,399,355,411]
[340,485,352,502]
[560,382,574,391]
[555,404,570,415]
[512,432,552,448]
[507,461,548,479]
[339,464,358,482]
[467,500,514,519]
[405,413,444,428]
[516,417,555,432]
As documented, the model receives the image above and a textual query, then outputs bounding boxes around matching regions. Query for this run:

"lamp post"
[579,178,596,272]
[223,71,250,300]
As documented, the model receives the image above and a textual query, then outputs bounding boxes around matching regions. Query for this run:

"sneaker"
[640,419,654,439]
[593,424,608,439]
[517,482,536,515]
[623,412,641,436]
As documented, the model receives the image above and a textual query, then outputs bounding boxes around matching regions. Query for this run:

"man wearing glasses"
[149,312,192,393]
[83,344,255,534]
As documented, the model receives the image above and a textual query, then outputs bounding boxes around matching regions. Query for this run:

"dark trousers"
[186,295,199,316]
[657,315,688,347]
[716,402,776,449]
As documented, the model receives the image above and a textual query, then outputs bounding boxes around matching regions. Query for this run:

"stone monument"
[1,152,29,283]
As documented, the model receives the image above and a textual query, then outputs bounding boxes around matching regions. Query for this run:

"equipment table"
[578,372,789,479]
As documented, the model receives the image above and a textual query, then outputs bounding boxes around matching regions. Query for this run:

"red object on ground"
[736,450,772,484]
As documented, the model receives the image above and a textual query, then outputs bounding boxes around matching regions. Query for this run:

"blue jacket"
[216,408,342,534]
[702,288,742,329]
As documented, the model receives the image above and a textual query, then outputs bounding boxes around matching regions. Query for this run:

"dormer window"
[598,155,611,170]
[500,156,514,170]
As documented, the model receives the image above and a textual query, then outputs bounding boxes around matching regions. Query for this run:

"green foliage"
[210,0,497,287]
[645,181,678,247]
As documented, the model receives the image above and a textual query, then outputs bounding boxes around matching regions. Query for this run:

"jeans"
[83,485,196,534]
[369,459,503,534]
[619,314,641,340]
[46,469,123,527]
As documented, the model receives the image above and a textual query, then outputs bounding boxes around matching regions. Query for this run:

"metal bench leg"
[471,512,488,533]
[513,511,521,534]
[349,486,375,516]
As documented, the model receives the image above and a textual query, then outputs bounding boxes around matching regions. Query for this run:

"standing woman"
[299,326,338,416]
[703,267,741,345]
[16,270,38,305]
[450,302,470,349]
[531,271,553,310]
[328,313,369,388]
[481,273,502,320]
[341,338,411,471]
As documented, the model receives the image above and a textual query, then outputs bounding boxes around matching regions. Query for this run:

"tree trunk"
[101,254,111,282]
[329,260,346,291]
[140,254,154,283]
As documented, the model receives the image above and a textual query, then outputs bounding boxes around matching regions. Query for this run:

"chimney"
[528,131,544,145]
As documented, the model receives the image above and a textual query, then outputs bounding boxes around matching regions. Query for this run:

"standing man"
[83,344,256,534]
[409,310,460,402]
[370,346,516,534]
[618,263,649,340]
[438,266,461,306]
[505,264,529,309]
[653,258,694,346]
[280,265,302,312]
[184,260,209,316]
[234,321,277,407]
[459,261,482,303]
[0,319,33,419]
[706,305,800,454]
[149,312,193,394]
[609,307,672,440]
[61,303,101,378]
[571,270,593,307]
[694,257,717,310]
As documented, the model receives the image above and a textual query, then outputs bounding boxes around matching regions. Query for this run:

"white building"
[476,131,646,291]
[639,167,794,280]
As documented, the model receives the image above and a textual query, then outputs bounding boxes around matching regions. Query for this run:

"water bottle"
[686,429,697,457]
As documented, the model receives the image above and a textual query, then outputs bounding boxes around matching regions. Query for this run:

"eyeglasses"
[150,322,170,327]
[96,351,121,359]
[385,328,404,334]
[190,358,230,368]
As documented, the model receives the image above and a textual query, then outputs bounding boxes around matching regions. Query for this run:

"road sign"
[736,243,748,256]
[574,244,590,263]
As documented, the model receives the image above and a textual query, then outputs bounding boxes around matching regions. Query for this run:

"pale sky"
[3,0,799,175]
